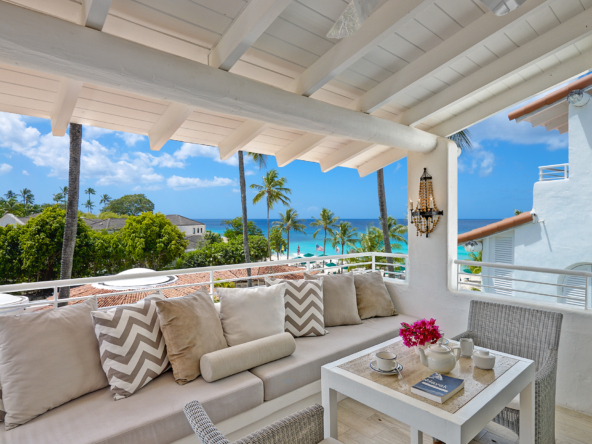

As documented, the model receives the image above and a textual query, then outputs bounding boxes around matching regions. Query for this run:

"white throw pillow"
[217,284,286,347]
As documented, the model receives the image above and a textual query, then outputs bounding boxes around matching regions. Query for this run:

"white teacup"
[376,351,398,372]
[460,338,474,357]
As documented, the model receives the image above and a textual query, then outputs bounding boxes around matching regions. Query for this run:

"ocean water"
[196,218,499,261]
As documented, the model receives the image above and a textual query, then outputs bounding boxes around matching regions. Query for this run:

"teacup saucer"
[369,360,403,375]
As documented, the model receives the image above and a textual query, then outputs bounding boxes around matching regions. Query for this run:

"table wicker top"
[337,340,519,414]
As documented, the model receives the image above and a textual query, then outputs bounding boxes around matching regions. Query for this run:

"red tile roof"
[48,265,317,308]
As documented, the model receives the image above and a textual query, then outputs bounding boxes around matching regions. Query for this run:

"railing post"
[306,261,311,272]
[371,252,375,271]
[210,271,214,295]
[539,167,543,182]
[564,165,568,180]
[587,277,591,310]
[53,286,58,309]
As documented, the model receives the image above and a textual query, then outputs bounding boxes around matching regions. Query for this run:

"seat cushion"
[250,315,417,401]
[0,370,263,444]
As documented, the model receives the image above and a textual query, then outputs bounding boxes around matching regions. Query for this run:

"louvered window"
[493,235,514,296]
[562,264,591,307]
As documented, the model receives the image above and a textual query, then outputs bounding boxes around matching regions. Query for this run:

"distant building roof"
[458,212,534,245]
[185,234,205,251]
[49,265,317,308]
[85,218,127,231]
[0,213,41,227]
[508,73,592,134]
[166,215,205,226]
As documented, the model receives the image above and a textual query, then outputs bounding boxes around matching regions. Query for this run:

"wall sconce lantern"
[409,168,443,238]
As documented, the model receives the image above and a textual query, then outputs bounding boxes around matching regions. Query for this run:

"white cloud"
[0,113,181,187]
[245,170,256,176]
[232,188,240,193]
[117,133,145,147]
[173,143,238,166]
[167,175,236,190]
[0,163,12,174]
[82,126,114,140]
[459,149,495,177]
[22,170,29,175]
[134,184,162,192]
[470,112,567,151]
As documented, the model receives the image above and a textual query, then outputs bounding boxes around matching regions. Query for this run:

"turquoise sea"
[197,219,499,261]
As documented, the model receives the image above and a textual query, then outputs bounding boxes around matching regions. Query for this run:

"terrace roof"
[0,0,590,174]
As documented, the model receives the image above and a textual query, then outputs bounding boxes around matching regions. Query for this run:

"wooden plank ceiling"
[0,0,590,176]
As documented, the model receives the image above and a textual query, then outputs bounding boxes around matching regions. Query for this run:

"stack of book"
[411,373,464,404]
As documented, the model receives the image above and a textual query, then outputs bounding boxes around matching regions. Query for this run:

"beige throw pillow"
[353,271,398,319]
[155,291,227,385]
[304,272,361,327]
[265,278,326,337]
[91,293,169,400]
[0,298,108,430]
[217,284,286,347]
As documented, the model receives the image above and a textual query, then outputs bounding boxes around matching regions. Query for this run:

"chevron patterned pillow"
[265,278,326,337]
[91,293,169,400]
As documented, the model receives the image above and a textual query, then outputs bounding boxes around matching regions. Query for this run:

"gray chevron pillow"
[91,292,169,400]
[265,278,326,337]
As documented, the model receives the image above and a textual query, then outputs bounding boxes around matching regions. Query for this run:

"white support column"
[353,0,550,114]
[218,121,269,160]
[400,8,592,127]
[275,133,328,167]
[149,103,195,151]
[82,0,112,31]
[319,141,376,173]
[357,148,407,177]
[429,52,591,137]
[51,78,83,136]
[209,0,292,71]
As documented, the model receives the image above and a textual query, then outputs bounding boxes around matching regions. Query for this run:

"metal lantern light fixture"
[409,168,443,238]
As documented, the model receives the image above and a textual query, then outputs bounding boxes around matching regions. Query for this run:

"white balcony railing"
[455,259,592,309]
[0,252,407,312]
[538,163,569,181]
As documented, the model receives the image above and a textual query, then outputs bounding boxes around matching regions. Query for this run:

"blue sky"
[0,96,569,220]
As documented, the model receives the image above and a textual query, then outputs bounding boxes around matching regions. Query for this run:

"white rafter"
[220,0,435,162]
[428,52,592,137]
[353,0,550,114]
[218,120,269,160]
[357,148,407,177]
[209,0,292,71]
[275,133,328,167]
[51,78,83,137]
[289,0,435,97]
[400,7,592,127]
[319,141,377,173]
[149,103,195,151]
[82,0,112,31]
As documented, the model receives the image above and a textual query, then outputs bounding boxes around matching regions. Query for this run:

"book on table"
[411,373,464,404]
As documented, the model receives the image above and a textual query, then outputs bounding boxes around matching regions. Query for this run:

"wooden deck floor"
[336,398,591,444]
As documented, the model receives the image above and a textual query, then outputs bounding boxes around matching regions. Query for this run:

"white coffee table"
[321,337,535,444]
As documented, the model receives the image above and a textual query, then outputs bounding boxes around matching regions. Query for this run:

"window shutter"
[493,235,514,296]
[562,264,591,307]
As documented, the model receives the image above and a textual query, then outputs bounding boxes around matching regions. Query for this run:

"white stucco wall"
[177,224,206,236]
[383,139,592,416]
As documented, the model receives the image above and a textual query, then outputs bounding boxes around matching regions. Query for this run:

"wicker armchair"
[184,401,341,444]
[452,300,562,444]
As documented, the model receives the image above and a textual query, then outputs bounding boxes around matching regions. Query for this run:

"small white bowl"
[473,350,496,370]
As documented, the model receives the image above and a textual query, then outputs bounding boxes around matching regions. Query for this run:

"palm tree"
[52,192,64,204]
[1,198,19,215]
[238,151,268,286]
[376,168,394,273]
[251,169,291,260]
[310,208,339,262]
[448,129,472,154]
[4,190,16,200]
[18,188,33,206]
[60,186,69,201]
[274,208,306,259]
[331,221,358,272]
[382,216,408,251]
[59,123,82,303]
[84,199,95,213]
[84,187,96,213]
[99,194,112,208]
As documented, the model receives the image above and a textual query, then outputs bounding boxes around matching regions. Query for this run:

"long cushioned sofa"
[0,310,416,444]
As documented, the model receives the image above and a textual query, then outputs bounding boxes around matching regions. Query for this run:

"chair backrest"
[466,300,562,369]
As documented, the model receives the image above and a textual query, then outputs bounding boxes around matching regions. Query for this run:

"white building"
[459,75,592,308]
[165,215,206,236]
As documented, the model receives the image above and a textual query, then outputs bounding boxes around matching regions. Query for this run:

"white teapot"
[417,343,461,374]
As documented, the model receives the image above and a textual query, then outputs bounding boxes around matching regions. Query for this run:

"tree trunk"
[58,123,82,304]
[377,168,394,274]
[286,230,290,260]
[266,198,271,261]
[323,229,327,266]
[238,152,252,286]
